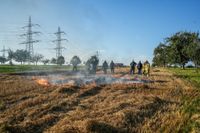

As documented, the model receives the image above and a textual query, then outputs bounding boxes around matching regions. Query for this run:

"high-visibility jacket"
[143,63,150,75]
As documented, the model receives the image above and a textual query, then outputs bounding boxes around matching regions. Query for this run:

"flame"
[36,78,50,86]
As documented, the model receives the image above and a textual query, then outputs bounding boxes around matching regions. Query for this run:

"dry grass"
[0,68,198,133]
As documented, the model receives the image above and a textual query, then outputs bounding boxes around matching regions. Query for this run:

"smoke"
[33,71,152,86]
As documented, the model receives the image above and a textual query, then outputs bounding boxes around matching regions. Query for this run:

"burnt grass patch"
[48,100,80,114]
[57,86,80,95]
[86,120,121,133]
[78,86,103,98]
[0,115,59,133]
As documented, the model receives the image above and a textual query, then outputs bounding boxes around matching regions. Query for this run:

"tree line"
[0,49,102,73]
[0,49,84,68]
[152,31,200,69]
[0,49,45,65]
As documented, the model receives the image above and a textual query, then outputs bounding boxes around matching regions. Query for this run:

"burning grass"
[0,68,198,132]
[35,78,50,86]
[32,71,153,87]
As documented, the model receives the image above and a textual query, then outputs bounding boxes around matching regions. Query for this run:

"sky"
[0,0,200,65]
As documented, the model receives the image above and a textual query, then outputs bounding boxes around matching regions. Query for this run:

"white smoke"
[34,72,152,86]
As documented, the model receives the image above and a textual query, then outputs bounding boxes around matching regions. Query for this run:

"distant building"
[114,63,124,67]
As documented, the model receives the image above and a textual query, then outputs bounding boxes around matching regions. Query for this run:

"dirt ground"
[0,68,195,133]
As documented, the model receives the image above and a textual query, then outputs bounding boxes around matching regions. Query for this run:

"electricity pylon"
[52,27,67,58]
[20,16,41,63]
[0,45,8,58]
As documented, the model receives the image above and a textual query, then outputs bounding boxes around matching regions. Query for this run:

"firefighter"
[102,61,108,74]
[110,60,115,74]
[130,60,137,75]
[85,55,99,74]
[137,61,143,75]
[85,60,91,73]
[143,60,150,77]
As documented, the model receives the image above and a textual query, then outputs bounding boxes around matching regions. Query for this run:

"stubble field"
[0,67,199,133]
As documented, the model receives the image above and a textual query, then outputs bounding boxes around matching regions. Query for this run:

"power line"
[52,27,68,58]
[20,16,41,63]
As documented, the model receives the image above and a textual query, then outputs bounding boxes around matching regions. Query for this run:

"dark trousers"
[130,67,135,74]
[138,69,142,75]
[73,66,77,71]
[103,69,107,74]
[111,68,114,74]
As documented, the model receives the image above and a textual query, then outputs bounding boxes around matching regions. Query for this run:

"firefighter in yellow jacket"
[143,60,150,77]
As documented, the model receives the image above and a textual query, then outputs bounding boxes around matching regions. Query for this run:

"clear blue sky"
[0,0,200,64]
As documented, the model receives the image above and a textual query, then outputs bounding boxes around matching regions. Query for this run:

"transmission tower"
[53,27,67,58]
[20,16,41,62]
[0,45,8,58]
[96,51,100,57]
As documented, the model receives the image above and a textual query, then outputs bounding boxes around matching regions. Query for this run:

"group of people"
[102,60,150,77]
[102,60,115,74]
[130,60,150,76]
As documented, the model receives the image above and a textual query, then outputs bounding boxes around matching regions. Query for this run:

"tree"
[189,42,200,70]
[57,56,65,66]
[51,58,57,64]
[8,49,15,65]
[153,31,200,69]
[32,54,43,65]
[193,46,200,69]
[166,32,192,69]
[152,43,169,67]
[70,56,81,71]
[14,50,30,65]
[185,32,200,68]
[0,56,6,64]
[42,59,50,65]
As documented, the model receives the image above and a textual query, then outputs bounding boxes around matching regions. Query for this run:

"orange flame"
[36,78,50,86]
